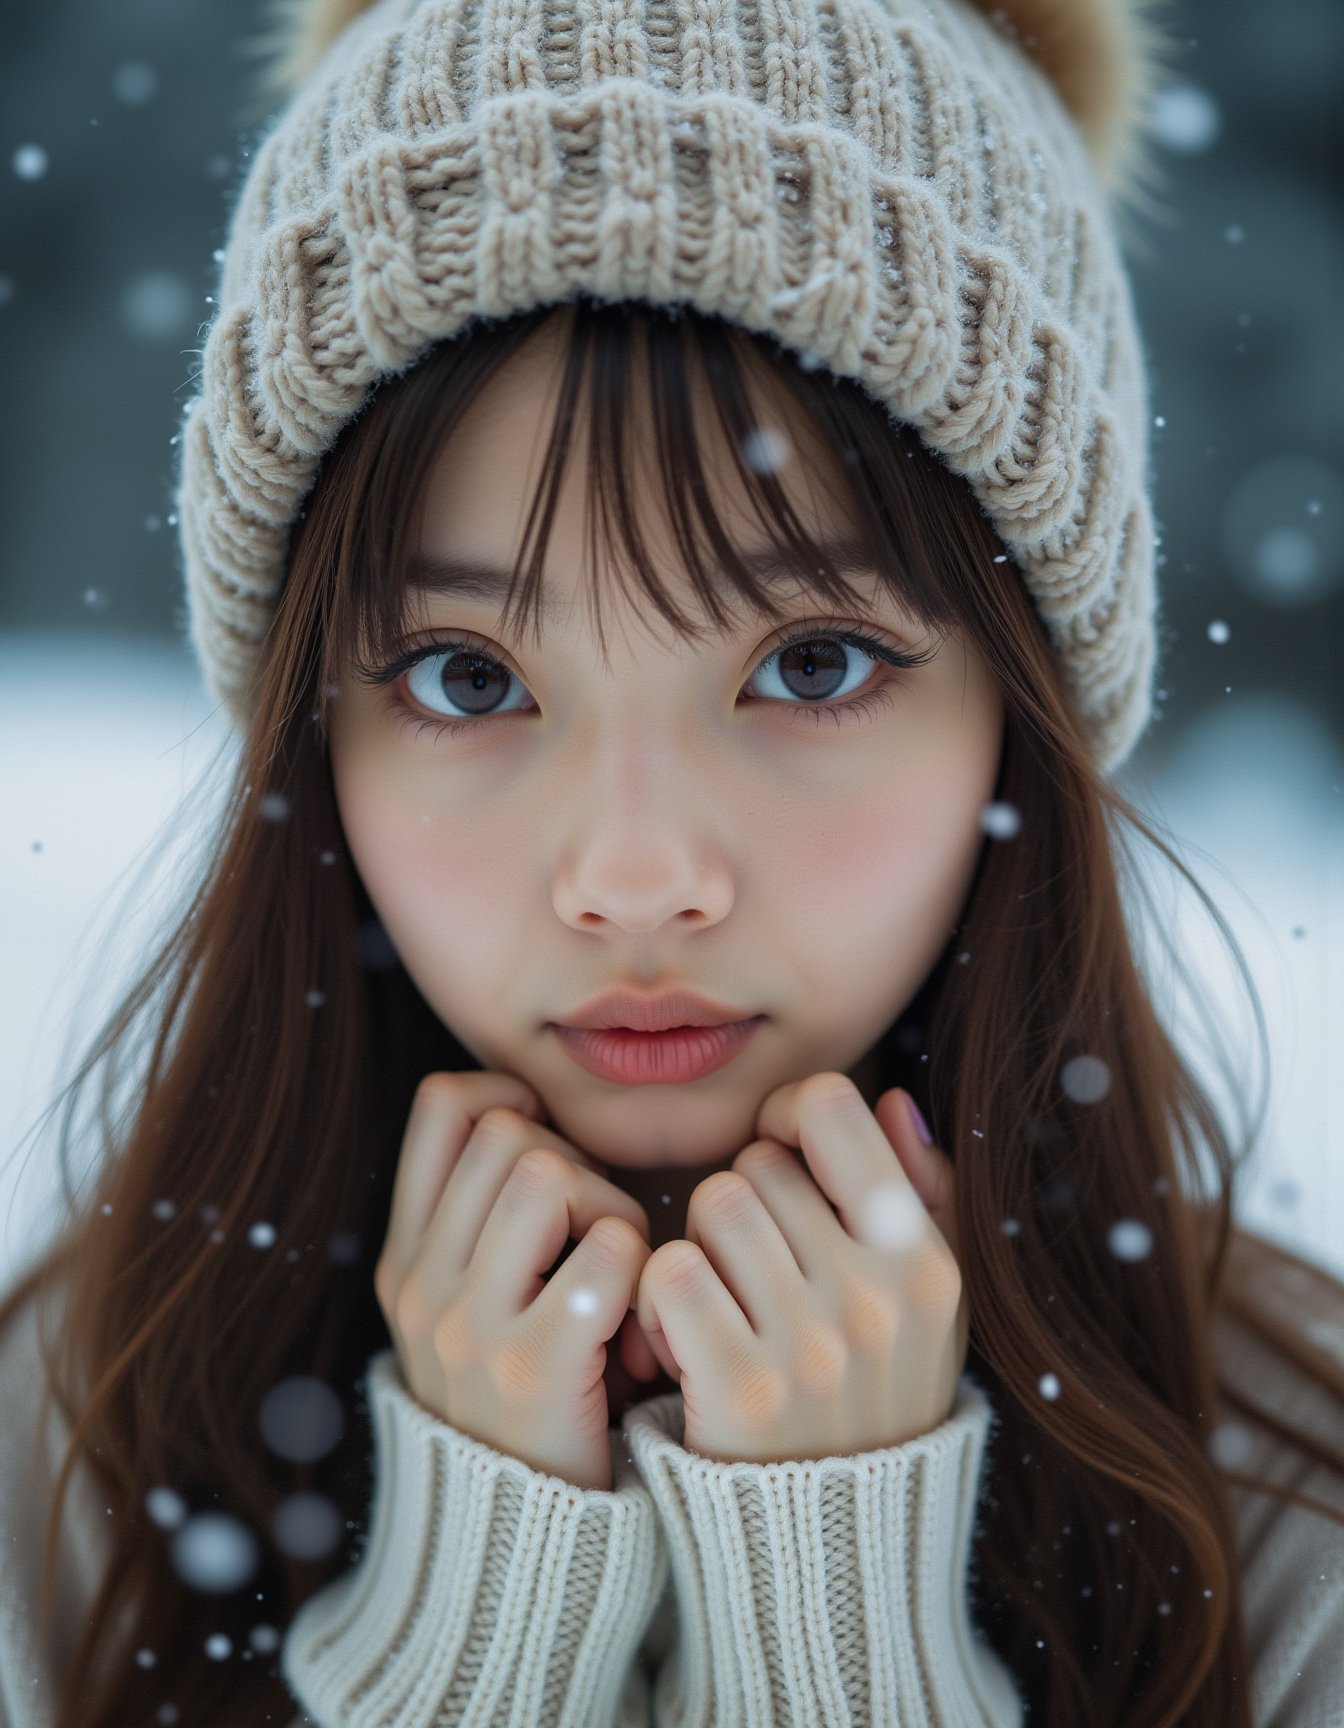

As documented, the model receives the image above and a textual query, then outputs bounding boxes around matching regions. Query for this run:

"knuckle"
[651,1239,710,1299]
[690,1171,755,1225]
[798,1070,860,1110]
[373,1256,398,1315]
[732,1139,790,1179]
[509,1145,565,1191]
[795,1322,849,1394]
[489,1333,547,1403]
[735,1358,788,1424]
[431,1303,476,1373]
[393,1274,434,1341]
[841,1281,902,1352]
[583,1215,640,1268]
[909,1243,963,1313]
[415,1072,459,1106]
[473,1105,525,1144]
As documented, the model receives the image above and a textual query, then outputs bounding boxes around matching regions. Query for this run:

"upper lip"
[552,986,760,1032]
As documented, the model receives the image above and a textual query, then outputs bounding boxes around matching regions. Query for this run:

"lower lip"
[549,1017,765,1084]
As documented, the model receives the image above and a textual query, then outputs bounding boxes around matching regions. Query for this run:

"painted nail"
[905,1093,935,1147]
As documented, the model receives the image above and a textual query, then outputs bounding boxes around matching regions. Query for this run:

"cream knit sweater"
[1,1257,1341,1726]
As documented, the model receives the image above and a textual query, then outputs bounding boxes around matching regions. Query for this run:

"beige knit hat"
[174,0,1181,774]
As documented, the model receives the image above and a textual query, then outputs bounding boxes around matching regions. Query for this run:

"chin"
[544,1100,755,1167]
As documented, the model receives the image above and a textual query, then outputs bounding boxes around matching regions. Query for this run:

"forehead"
[404,534,887,626]
[396,305,929,648]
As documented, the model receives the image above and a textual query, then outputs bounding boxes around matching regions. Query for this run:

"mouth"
[548,1017,766,1085]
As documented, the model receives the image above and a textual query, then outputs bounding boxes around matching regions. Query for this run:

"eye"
[403,642,532,726]
[358,623,936,740]
[742,627,912,714]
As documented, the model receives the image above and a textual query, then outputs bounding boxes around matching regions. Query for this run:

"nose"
[550,744,736,933]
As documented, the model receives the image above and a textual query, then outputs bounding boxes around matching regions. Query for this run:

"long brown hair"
[4,295,1341,1727]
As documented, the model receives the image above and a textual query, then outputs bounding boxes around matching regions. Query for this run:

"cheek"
[330,752,505,956]
[788,798,970,921]
[779,762,991,985]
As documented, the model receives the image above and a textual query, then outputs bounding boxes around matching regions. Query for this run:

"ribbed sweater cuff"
[622,1374,1022,1727]
[281,1349,667,1728]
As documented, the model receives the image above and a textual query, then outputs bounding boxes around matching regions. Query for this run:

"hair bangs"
[313,295,967,726]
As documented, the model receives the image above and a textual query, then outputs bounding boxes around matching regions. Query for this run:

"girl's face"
[327,317,1004,1176]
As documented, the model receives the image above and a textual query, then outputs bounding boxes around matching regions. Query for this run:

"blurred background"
[1,0,1341,1293]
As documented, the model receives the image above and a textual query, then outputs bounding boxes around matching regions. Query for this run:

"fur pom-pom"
[968,0,1186,253]
[236,0,382,120]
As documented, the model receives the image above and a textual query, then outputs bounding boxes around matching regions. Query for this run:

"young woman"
[1,0,1340,1724]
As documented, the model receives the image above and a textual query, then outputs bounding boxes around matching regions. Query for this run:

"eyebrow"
[405,535,881,622]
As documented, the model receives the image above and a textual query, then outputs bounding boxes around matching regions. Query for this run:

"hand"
[634,1073,967,1462]
[374,1071,654,1493]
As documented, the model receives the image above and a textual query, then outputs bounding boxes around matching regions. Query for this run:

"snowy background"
[1,0,1342,1292]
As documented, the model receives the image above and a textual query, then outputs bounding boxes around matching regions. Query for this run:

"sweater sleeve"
[619,1373,1024,1727]
[280,1348,668,1727]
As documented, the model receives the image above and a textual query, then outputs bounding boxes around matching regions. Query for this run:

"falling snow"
[144,1485,187,1529]
[12,144,48,180]
[979,800,1021,839]
[740,426,792,475]
[1060,1054,1111,1104]
[258,1376,344,1462]
[1208,1419,1255,1469]
[862,1179,926,1250]
[327,1230,361,1264]
[121,269,192,341]
[1149,84,1221,152]
[273,1490,344,1560]
[171,1512,258,1592]
[1038,1373,1060,1400]
[111,62,158,105]
[1107,1219,1154,1261]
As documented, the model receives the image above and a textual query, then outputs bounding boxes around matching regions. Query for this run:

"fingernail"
[905,1093,934,1147]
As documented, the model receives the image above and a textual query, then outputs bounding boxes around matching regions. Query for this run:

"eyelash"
[362,623,935,742]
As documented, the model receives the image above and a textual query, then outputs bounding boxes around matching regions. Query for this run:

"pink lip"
[549,1018,765,1084]
[554,984,756,1032]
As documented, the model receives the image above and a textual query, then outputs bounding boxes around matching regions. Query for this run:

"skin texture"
[328,313,1003,1419]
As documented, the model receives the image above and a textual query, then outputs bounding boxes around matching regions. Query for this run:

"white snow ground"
[2,630,1340,1295]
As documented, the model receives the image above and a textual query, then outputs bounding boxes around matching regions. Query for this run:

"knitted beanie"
[174,0,1181,775]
